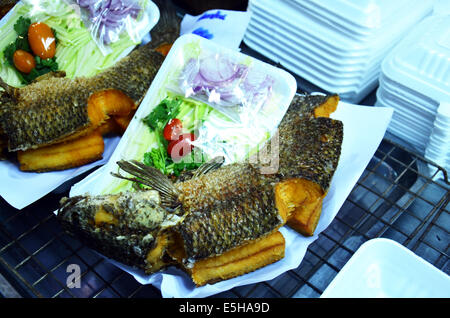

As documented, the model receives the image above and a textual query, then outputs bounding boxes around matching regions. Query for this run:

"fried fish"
[56,93,344,286]
[0,47,164,152]
[274,94,342,236]
[57,159,285,282]
[0,0,181,165]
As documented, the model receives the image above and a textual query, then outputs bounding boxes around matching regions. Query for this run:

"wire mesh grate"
[0,138,448,298]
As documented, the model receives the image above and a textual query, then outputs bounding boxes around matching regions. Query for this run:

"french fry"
[113,109,136,133]
[275,178,325,236]
[18,132,105,172]
[87,89,135,128]
[185,231,285,287]
[96,118,122,136]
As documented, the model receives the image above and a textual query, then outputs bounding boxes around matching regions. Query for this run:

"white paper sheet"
[180,9,251,50]
[0,136,120,210]
[66,101,393,298]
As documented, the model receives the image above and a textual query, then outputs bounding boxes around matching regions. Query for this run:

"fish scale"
[175,163,283,261]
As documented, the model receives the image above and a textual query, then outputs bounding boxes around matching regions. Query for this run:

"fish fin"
[150,0,181,49]
[0,77,18,103]
[192,156,225,178]
[112,160,180,208]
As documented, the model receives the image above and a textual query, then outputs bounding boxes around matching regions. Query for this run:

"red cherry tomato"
[163,118,183,141]
[167,133,196,161]
[28,22,56,60]
[13,50,36,74]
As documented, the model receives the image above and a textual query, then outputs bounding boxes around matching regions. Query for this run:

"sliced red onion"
[76,0,142,45]
[179,54,273,110]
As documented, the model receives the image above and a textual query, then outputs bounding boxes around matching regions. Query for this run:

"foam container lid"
[245,0,432,103]
[249,0,432,51]
[381,15,450,103]
[287,0,431,36]
[321,238,450,298]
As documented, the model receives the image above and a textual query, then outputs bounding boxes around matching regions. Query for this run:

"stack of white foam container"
[376,15,450,175]
[243,0,433,103]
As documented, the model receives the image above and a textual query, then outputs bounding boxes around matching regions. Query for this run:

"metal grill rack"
[0,135,448,298]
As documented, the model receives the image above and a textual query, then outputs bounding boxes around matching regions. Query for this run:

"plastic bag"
[65,0,157,55]
[174,50,276,124]
[148,35,294,167]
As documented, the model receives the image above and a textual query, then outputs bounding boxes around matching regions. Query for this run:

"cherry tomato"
[167,133,196,161]
[163,118,183,141]
[13,50,36,74]
[28,22,56,59]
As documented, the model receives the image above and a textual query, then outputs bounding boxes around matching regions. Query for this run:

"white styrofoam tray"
[243,31,379,103]
[380,15,450,103]
[286,0,433,37]
[321,238,450,298]
[71,33,297,196]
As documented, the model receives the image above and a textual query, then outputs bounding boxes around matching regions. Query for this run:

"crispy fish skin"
[283,93,339,121]
[274,93,342,236]
[277,95,343,191]
[57,191,182,272]
[174,163,284,263]
[0,44,164,152]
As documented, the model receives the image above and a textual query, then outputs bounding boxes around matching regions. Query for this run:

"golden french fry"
[113,109,136,133]
[275,178,325,236]
[18,132,105,172]
[187,231,285,287]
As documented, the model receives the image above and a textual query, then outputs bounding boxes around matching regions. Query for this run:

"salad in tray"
[80,34,297,195]
[0,0,158,85]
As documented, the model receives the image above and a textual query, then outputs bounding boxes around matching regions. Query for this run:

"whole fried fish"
[57,159,285,275]
[0,46,164,152]
[56,93,344,285]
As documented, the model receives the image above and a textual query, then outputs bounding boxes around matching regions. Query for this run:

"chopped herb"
[169,152,204,176]
[142,96,207,177]
[143,97,182,131]
[14,35,30,53]
[143,137,169,173]
[3,43,16,65]
[20,57,59,83]
[13,16,31,37]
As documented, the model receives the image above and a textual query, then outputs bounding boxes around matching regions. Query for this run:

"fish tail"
[150,0,181,52]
